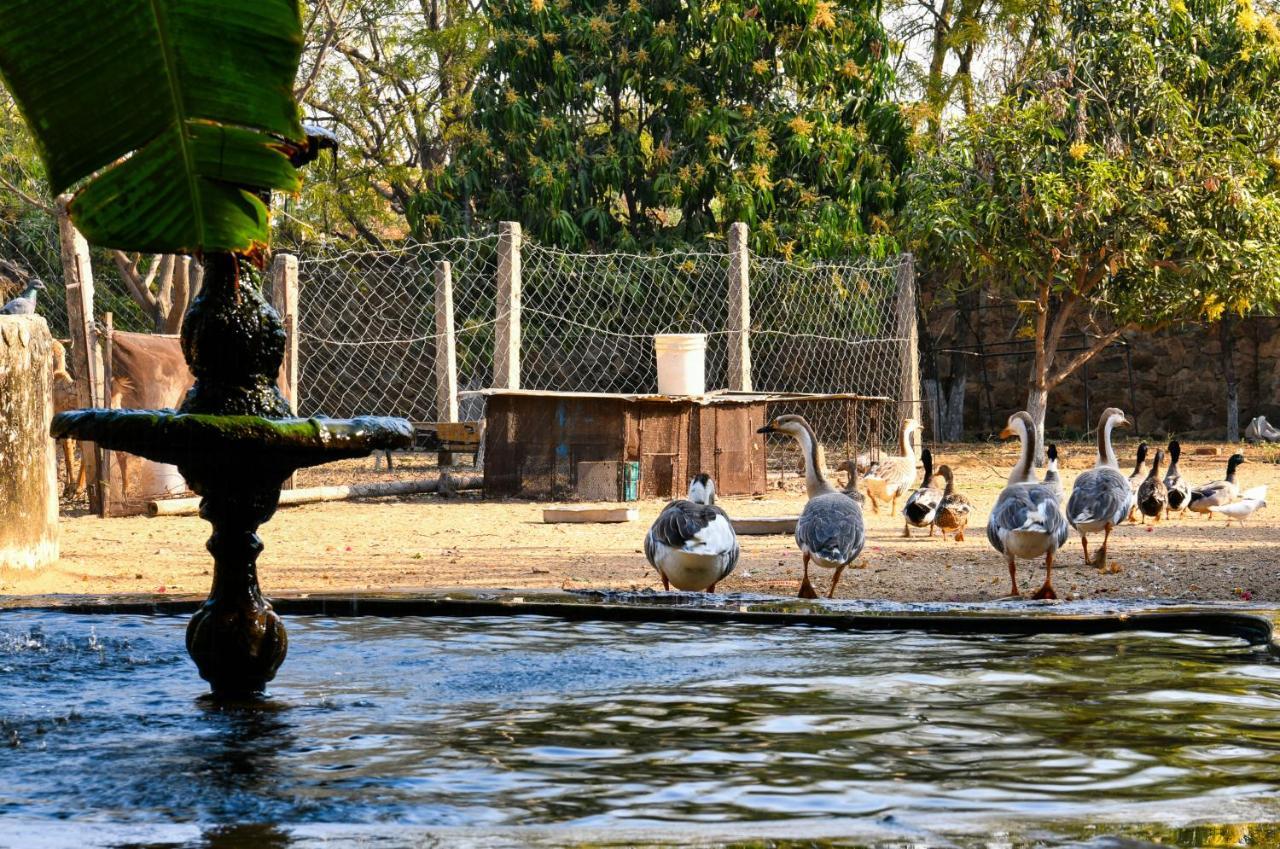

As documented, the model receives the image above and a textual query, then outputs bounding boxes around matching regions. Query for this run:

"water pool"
[3,610,1280,848]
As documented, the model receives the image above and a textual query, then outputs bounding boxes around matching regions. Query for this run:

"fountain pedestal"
[53,254,411,697]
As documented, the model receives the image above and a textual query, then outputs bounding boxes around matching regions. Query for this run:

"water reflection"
[2,612,1280,847]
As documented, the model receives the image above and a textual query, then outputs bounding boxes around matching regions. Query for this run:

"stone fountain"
[53,251,411,698]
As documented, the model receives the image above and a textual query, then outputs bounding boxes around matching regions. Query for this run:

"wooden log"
[0,316,59,569]
[147,474,483,517]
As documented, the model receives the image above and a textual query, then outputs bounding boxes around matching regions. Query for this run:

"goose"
[758,415,865,599]
[986,411,1070,599]
[1188,453,1247,517]
[1163,440,1192,519]
[902,448,943,537]
[834,459,866,505]
[862,418,921,514]
[1136,448,1168,522]
[1066,407,1133,572]
[644,474,739,592]
[1209,485,1267,526]
[933,464,972,542]
[1125,442,1148,523]
[0,277,45,315]
[1042,444,1065,501]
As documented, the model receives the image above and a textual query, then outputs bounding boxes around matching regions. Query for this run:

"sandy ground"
[4,440,1278,603]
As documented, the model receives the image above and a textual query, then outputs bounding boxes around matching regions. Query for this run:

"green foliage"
[286,0,490,247]
[412,0,910,258]
[0,0,306,255]
[905,0,1280,340]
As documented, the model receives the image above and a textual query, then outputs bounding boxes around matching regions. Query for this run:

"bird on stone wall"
[0,277,46,315]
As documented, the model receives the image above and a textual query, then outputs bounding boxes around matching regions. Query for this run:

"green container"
[620,461,640,501]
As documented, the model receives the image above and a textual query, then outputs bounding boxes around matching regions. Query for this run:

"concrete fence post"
[896,253,922,428]
[727,222,752,392]
[270,252,300,413]
[57,197,106,515]
[434,260,458,421]
[495,221,522,389]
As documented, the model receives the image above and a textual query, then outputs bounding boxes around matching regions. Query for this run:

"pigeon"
[0,278,46,315]
[1209,486,1268,526]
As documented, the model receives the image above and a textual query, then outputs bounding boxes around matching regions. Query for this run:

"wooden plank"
[542,506,638,524]
[57,198,105,515]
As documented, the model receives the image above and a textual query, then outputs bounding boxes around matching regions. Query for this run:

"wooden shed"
[475,389,889,500]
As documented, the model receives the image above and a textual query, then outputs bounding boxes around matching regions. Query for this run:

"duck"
[1042,444,1065,502]
[1066,408,1133,572]
[1188,453,1247,517]
[1136,448,1168,522]
[902,448,943,537]
[834,459,866,505]
[644,474,739,592]
[1126,442,1148,523]
[862,418,920,514]
[933,464,972,542]
[758,415,865,599]
[1209,485,1267,526]
[1163,440,1192,519]
[986,411,1070,599]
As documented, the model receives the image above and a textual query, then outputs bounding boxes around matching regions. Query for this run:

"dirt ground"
[4,440,1279,603]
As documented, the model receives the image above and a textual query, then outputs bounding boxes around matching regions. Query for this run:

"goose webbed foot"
[798,576,819,599]
[1032,552,1057,599]
[902,522,912,538]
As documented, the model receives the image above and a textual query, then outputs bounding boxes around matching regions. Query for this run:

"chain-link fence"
[292,229,918,472]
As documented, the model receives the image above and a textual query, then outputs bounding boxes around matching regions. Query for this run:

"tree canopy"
[411,0,910,257]
[904,0,1280,446]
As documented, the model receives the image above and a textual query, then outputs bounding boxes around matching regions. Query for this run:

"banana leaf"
[0,0,305,255]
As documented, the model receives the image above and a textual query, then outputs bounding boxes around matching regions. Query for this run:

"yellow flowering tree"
[906,0,1280,449]
[411,0,908,257]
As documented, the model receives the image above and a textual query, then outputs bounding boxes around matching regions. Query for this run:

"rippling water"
[2,611,1280,848]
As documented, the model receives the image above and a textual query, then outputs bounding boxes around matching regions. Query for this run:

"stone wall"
[0,315,58,570]
[923,301,1278,439]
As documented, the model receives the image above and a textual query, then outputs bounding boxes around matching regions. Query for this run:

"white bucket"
[654,333,706,396]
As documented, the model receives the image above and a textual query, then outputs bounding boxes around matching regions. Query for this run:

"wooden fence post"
[896,253,922,428]
[495,221,522,389]
[57,197,106,515]
[435,260,459,422]
[727,222,752,392]
[270,252,300,413]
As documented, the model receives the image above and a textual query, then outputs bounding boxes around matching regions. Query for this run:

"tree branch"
[1047,327,1129,389]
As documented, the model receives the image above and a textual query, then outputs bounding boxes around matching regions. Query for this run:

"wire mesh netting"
[521,243,731,394]
[291,232,918,473]
[295,234,499,423]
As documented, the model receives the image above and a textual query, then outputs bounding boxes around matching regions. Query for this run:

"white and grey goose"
[902,447,943,537]
[1042,444,1065,502]
[986,411,1070,599]
[862,418,921,514]
[644,474,739,593]
[758,415,865,599]
[1066,407,1133,572]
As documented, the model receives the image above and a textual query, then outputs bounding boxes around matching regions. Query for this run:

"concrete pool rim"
[2,588,1276,650]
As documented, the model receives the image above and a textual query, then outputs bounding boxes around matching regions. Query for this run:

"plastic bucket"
[654,333,706,396]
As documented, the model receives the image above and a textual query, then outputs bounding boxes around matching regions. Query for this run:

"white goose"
[863,418,920,514]
[644,474,739,592]
[758,415,865,599]
[986,411,1070,599]
[1066,407,1133,572]
[902,447,943,537]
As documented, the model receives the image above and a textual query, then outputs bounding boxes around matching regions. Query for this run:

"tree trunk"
[1220,315,1239,442]
[1026,383,1048,467]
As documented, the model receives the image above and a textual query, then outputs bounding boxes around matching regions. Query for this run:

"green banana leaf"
[0,0,305,254]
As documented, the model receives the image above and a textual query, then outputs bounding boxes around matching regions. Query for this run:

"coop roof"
[463,388,893,405]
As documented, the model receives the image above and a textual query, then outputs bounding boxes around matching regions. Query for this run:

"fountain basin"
[2,594,1280,848]
[51,410,413,473]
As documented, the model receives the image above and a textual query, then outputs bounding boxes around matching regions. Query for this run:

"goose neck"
[1010,423,1036,484]
[1097,417,1119,468]
[795,426,836,497]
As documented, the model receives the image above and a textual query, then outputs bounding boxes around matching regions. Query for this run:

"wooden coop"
[476,389,892,500]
